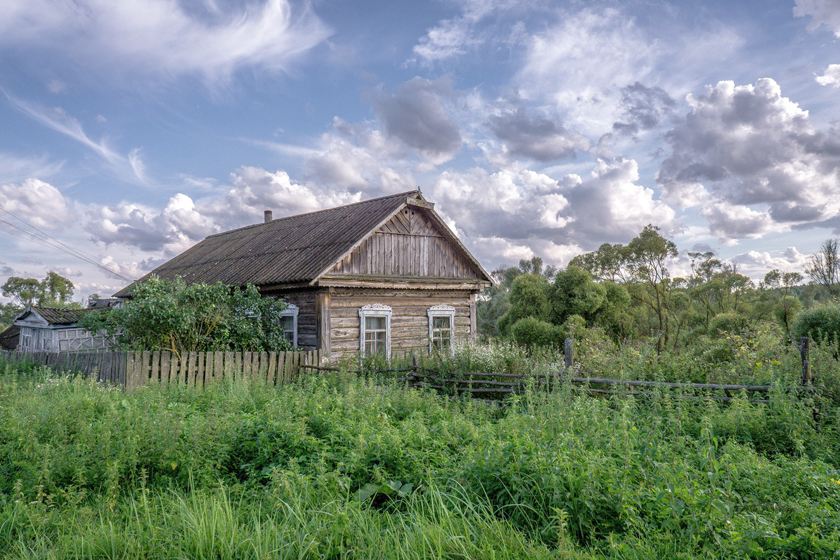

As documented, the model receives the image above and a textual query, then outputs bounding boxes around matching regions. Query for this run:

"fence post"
[564,338,574,371]
[800,336,811,386]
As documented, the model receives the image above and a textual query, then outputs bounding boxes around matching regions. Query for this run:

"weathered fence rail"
[1,350,126,385]
[400,369,813,403]
[394,336,816,403]
[1,349,323,390]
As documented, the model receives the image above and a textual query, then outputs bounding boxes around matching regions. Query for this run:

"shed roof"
[115,190,491,296]
[0,325,19,350]
[15,306,99,326]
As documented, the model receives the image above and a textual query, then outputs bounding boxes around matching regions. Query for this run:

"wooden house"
[115,190,493,360]
[13,307,111,353]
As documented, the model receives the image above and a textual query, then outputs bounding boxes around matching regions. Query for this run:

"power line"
[0,219,131,281]
[0,207,106,265]
[0,214,134,282]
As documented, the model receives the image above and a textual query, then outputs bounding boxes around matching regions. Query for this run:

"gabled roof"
[115,190,492,296]
[14,306,98,326]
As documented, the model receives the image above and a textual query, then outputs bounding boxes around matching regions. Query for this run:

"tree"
[688,254,754,323]
[625,225,678,353]
[775,295,802,334]
[42,271,75,304]
[497,273,551,335]
[1,272,76,307]
[79,276,293,356]
[550,266,606,324]
[478,257,557,338]
[569,242,633,283]
[806,239,840,294]
[1,277,43,307]
[0,302,22,329]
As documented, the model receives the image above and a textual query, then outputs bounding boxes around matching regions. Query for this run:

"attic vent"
[264,210,273,223]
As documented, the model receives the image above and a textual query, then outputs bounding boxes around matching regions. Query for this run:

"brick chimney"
[264,210,273,223]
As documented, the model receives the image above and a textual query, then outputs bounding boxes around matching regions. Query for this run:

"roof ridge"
[206,189,420,239]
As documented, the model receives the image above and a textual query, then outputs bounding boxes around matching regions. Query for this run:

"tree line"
[478,225,838,353]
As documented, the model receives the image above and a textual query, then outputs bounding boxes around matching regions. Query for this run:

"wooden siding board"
[324,207,481,279]
[327,287,473,359]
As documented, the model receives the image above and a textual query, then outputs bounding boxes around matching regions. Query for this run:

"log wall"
[328,288,473,359]
[264,290,319,349]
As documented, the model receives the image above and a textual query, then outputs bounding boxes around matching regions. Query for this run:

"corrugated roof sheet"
[115,190,420,296]
[25,307,99,325]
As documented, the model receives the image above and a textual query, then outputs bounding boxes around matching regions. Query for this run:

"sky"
[1,0,839,304]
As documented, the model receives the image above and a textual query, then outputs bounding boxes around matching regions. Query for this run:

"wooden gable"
[326,206,481,279]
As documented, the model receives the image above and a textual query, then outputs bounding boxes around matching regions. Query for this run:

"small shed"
[115,190,493,360]
[14,307,111,353]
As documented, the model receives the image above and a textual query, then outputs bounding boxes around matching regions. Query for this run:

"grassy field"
[0,347,839,559]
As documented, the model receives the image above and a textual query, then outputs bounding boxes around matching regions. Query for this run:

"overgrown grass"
[0,356,838,558]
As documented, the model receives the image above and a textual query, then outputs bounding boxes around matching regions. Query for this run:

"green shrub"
[792,302,840,346]
[708,312,751,338]
[511,317,562,348]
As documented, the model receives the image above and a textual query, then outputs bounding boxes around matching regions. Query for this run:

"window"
[428,305,455,354]
[280,304,299,347]
[19,328,32,350]
[359,304,391,358]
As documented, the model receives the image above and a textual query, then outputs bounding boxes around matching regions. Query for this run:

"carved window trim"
[359,304,392,358]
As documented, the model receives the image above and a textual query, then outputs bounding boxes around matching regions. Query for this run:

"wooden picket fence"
[1,350,126,386]
[124,349,324,390]
[2,349,324,390]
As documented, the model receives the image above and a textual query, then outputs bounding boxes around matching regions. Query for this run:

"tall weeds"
[0,357,838,558]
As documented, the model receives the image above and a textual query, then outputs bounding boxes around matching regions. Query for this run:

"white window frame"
[359,304,392,358]
[281,304,299,348]
[428,305,456,355]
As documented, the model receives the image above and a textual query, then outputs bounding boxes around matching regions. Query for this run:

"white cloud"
[370,77,463,165]
[86,193,216,255]
[558,158,677,246]
[47,80,66,94]
[4,94,147,184]
[488,106,590,162]
[658,79,840,240]
[0,0,330,86]
[730,247,810,281]
[413,18,480,62]
[0,152,63,185]
[794,0,840,37]
[0,178,76,231]
[517,9,659,134]
[816,63,840,87]
[427,159,676,268]
[700,203,778,241]
[202,167,361,230]
[515,7,741,139]
[49,266,82,278]
[97,256,146,281]
[411,0,522,63]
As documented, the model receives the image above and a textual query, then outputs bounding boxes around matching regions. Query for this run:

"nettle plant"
[80,276,293,355]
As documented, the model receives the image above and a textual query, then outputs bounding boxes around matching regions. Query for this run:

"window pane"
[366,316,386,331]
[433,316,450,329]
[365,330,385,356]
[281,316,295,343]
